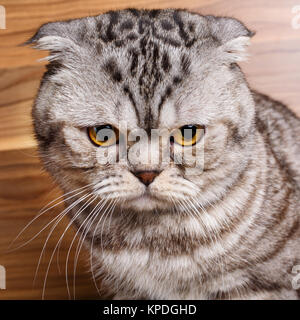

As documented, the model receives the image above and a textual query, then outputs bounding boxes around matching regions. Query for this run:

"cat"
[27,8,300,299]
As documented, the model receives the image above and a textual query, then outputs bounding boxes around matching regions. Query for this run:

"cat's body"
[88,91,300,300]
[29,9,300,299]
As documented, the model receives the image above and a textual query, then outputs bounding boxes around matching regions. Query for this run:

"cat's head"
[30,9,255,213]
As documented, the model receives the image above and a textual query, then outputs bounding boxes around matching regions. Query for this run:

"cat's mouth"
[123,190,171,211]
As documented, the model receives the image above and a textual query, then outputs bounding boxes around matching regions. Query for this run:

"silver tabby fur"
[29,9,300,299]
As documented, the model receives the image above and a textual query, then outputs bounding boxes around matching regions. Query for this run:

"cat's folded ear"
[23,20,81,62]
[206,16,255,62]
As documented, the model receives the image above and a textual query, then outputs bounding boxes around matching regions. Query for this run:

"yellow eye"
[172,125,205,146]
[88,125,119,147]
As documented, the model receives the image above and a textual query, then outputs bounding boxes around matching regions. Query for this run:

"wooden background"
[0,0,299,299]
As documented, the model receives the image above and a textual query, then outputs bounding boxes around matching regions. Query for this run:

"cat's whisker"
[192,194,231,240]
[189,199,217,245]
[173,197,192,221]
[171,198,197,234]
[88,208,110,296]
[176,197,192,218]
[178,198,213,271]
[57,195,102,276]
[106,202,115,241]
[183,199,215,274]
[177,178,200,193]
[188,196,229,280]
[166,194,181,217]
[179,197,215,249]
[177,197,199,226]
[62,194,100,299]
[184,197,208,225]
[181,197,201,223]
[39,182,94,214]
[33,193,91,288]
[72,198,111,298]
[70,197,108,299]
[90,199,118,296]
[41,193,95,300]
[56,189,100,272]
[100,199,118,254]
[9,184,92,251]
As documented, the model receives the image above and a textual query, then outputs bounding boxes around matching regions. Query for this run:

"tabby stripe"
[103,58,123,82]
[123,85,140,124]
[161,52,171,73]
[158,86,172,114]
[173,11,196,47]
[129,48,139,77]
[225,151,295,271]
[194,171,262,265]
[221,188,294,274]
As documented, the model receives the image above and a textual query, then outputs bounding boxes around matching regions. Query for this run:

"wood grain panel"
[0,0,299,68]
[0,66,45,151]
[0,0,299,299]
[0,148,99,299]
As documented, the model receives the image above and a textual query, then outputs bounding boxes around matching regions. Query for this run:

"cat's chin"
[121,193,170,212]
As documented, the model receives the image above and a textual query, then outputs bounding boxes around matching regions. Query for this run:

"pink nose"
[134,171,160,186]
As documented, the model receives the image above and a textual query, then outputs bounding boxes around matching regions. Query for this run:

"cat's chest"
[99,248,204,299]
[98,245,248,299]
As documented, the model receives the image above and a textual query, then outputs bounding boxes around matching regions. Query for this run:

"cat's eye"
[172,125,205,146]
[88,125,119,147]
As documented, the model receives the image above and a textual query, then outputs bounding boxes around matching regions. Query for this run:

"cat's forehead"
[83,9,207,129]
[98,42,194,129]
[33,9,253,130]
[94,9,202,48]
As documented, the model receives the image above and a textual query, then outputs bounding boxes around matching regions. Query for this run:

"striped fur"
[30,9,300,299]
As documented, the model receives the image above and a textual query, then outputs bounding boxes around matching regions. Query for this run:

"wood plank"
[0,148,99,299]
[0,0,299,68]
[242,39,300,115]
[0,65,44,151]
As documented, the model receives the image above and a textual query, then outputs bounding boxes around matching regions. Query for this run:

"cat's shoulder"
[252,90,299,123]
[252,90,300,186]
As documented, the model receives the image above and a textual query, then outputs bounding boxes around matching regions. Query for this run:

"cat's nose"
[134,170,160,186]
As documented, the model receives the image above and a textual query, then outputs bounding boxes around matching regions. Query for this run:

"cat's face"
[31,9,255,213]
